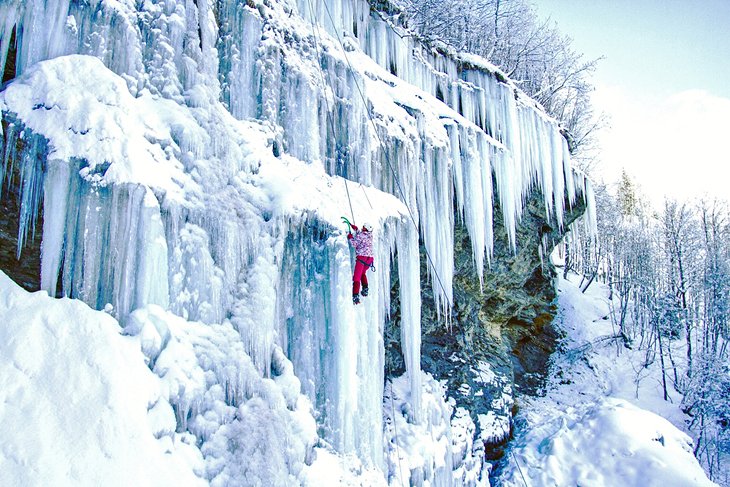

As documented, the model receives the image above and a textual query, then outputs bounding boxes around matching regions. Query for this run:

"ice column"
[60,182,170,319]
[40,159,70,296]
[277,222,385,468]
[218,4,264,120]
[135,190,170,311]
[416,137,454,313]
[397,221,422,423]
[550,130,565,228]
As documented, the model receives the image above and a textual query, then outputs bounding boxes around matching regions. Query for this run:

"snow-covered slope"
[0,271,204,487]
[496,273,716,487]
[0,270,396,486]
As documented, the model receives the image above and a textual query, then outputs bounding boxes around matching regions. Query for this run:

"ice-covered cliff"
[0,0,594,485]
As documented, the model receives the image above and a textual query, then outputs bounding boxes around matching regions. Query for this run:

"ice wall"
[0,0,595,484]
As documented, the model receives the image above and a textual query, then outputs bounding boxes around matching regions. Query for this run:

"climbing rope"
[511,448,529,487]
[307,0,454,317]
[344,176,355,225]
[318,0,453,309]
[304,0,355,226]
[360,183,373,209]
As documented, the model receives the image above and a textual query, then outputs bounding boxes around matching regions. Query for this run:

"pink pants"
[352,256,374,295]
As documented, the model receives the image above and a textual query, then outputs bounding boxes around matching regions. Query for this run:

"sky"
[530,0,730,207]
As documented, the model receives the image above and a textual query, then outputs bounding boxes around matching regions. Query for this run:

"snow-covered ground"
[0,271,389,486]
[0,272,204,486]
[0,263,487,486]
[496,272,716,487]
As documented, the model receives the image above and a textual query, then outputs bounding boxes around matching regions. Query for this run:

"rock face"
[388,185,586,454]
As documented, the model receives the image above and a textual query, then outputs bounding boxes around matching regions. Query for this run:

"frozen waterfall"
[0,0,595,484]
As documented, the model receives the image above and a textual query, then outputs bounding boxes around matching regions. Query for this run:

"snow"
[0,269,326,486]
[384,372,487,486]
[300,448,388,487]
[503,398,715,487]
[2,265,715,487]
[0,54,197,198]
[0,271,204,487]
[497,273,717,487]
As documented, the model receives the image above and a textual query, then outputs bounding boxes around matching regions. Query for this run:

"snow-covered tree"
[399,0,604,164]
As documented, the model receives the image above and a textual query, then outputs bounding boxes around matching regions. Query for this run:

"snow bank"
[497,274,717,487]
[300,448,388,487]
[502,398,716,487]
[551,273,690,424]
[0,271,203,487]
[0,54,199,200]
[0,269,325,486]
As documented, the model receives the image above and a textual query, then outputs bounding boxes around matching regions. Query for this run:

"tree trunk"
[666,340,680,392]
[657,331,669,401]
[580,271,596,293]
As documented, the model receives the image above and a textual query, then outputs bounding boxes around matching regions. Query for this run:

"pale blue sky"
[531,0,730,99]
[531,1,730,204]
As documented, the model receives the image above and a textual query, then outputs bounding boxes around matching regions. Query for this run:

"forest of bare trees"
[564,173,730,484]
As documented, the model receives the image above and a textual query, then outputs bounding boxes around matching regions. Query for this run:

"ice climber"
[347,222,375,305]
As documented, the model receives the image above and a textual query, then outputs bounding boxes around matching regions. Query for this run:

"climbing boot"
[353,294,361,305]
[361,286,369,297]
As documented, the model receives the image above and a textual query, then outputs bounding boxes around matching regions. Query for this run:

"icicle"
[109,184,147,320]
[536,117,554,222]
[478,133,494,265]
[493,150,518,253]
[14,0,70,75]
[563,137,577,209]
[220,4,264,120]
[135,189,170,311]
[460,126,487,284]
[397,221,422,424]
[76,183,110,309]
[584,178,598,237]
[551,130,565,230]
[40,158,71,296]
[15,130,47,259]
[449,124,465,220]
[415,122,453,314]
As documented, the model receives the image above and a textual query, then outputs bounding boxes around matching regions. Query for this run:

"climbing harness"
[357,257,376,273]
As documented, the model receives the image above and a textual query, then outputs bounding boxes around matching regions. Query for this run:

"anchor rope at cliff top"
[318,0,453,310]
[304,0,355,225]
